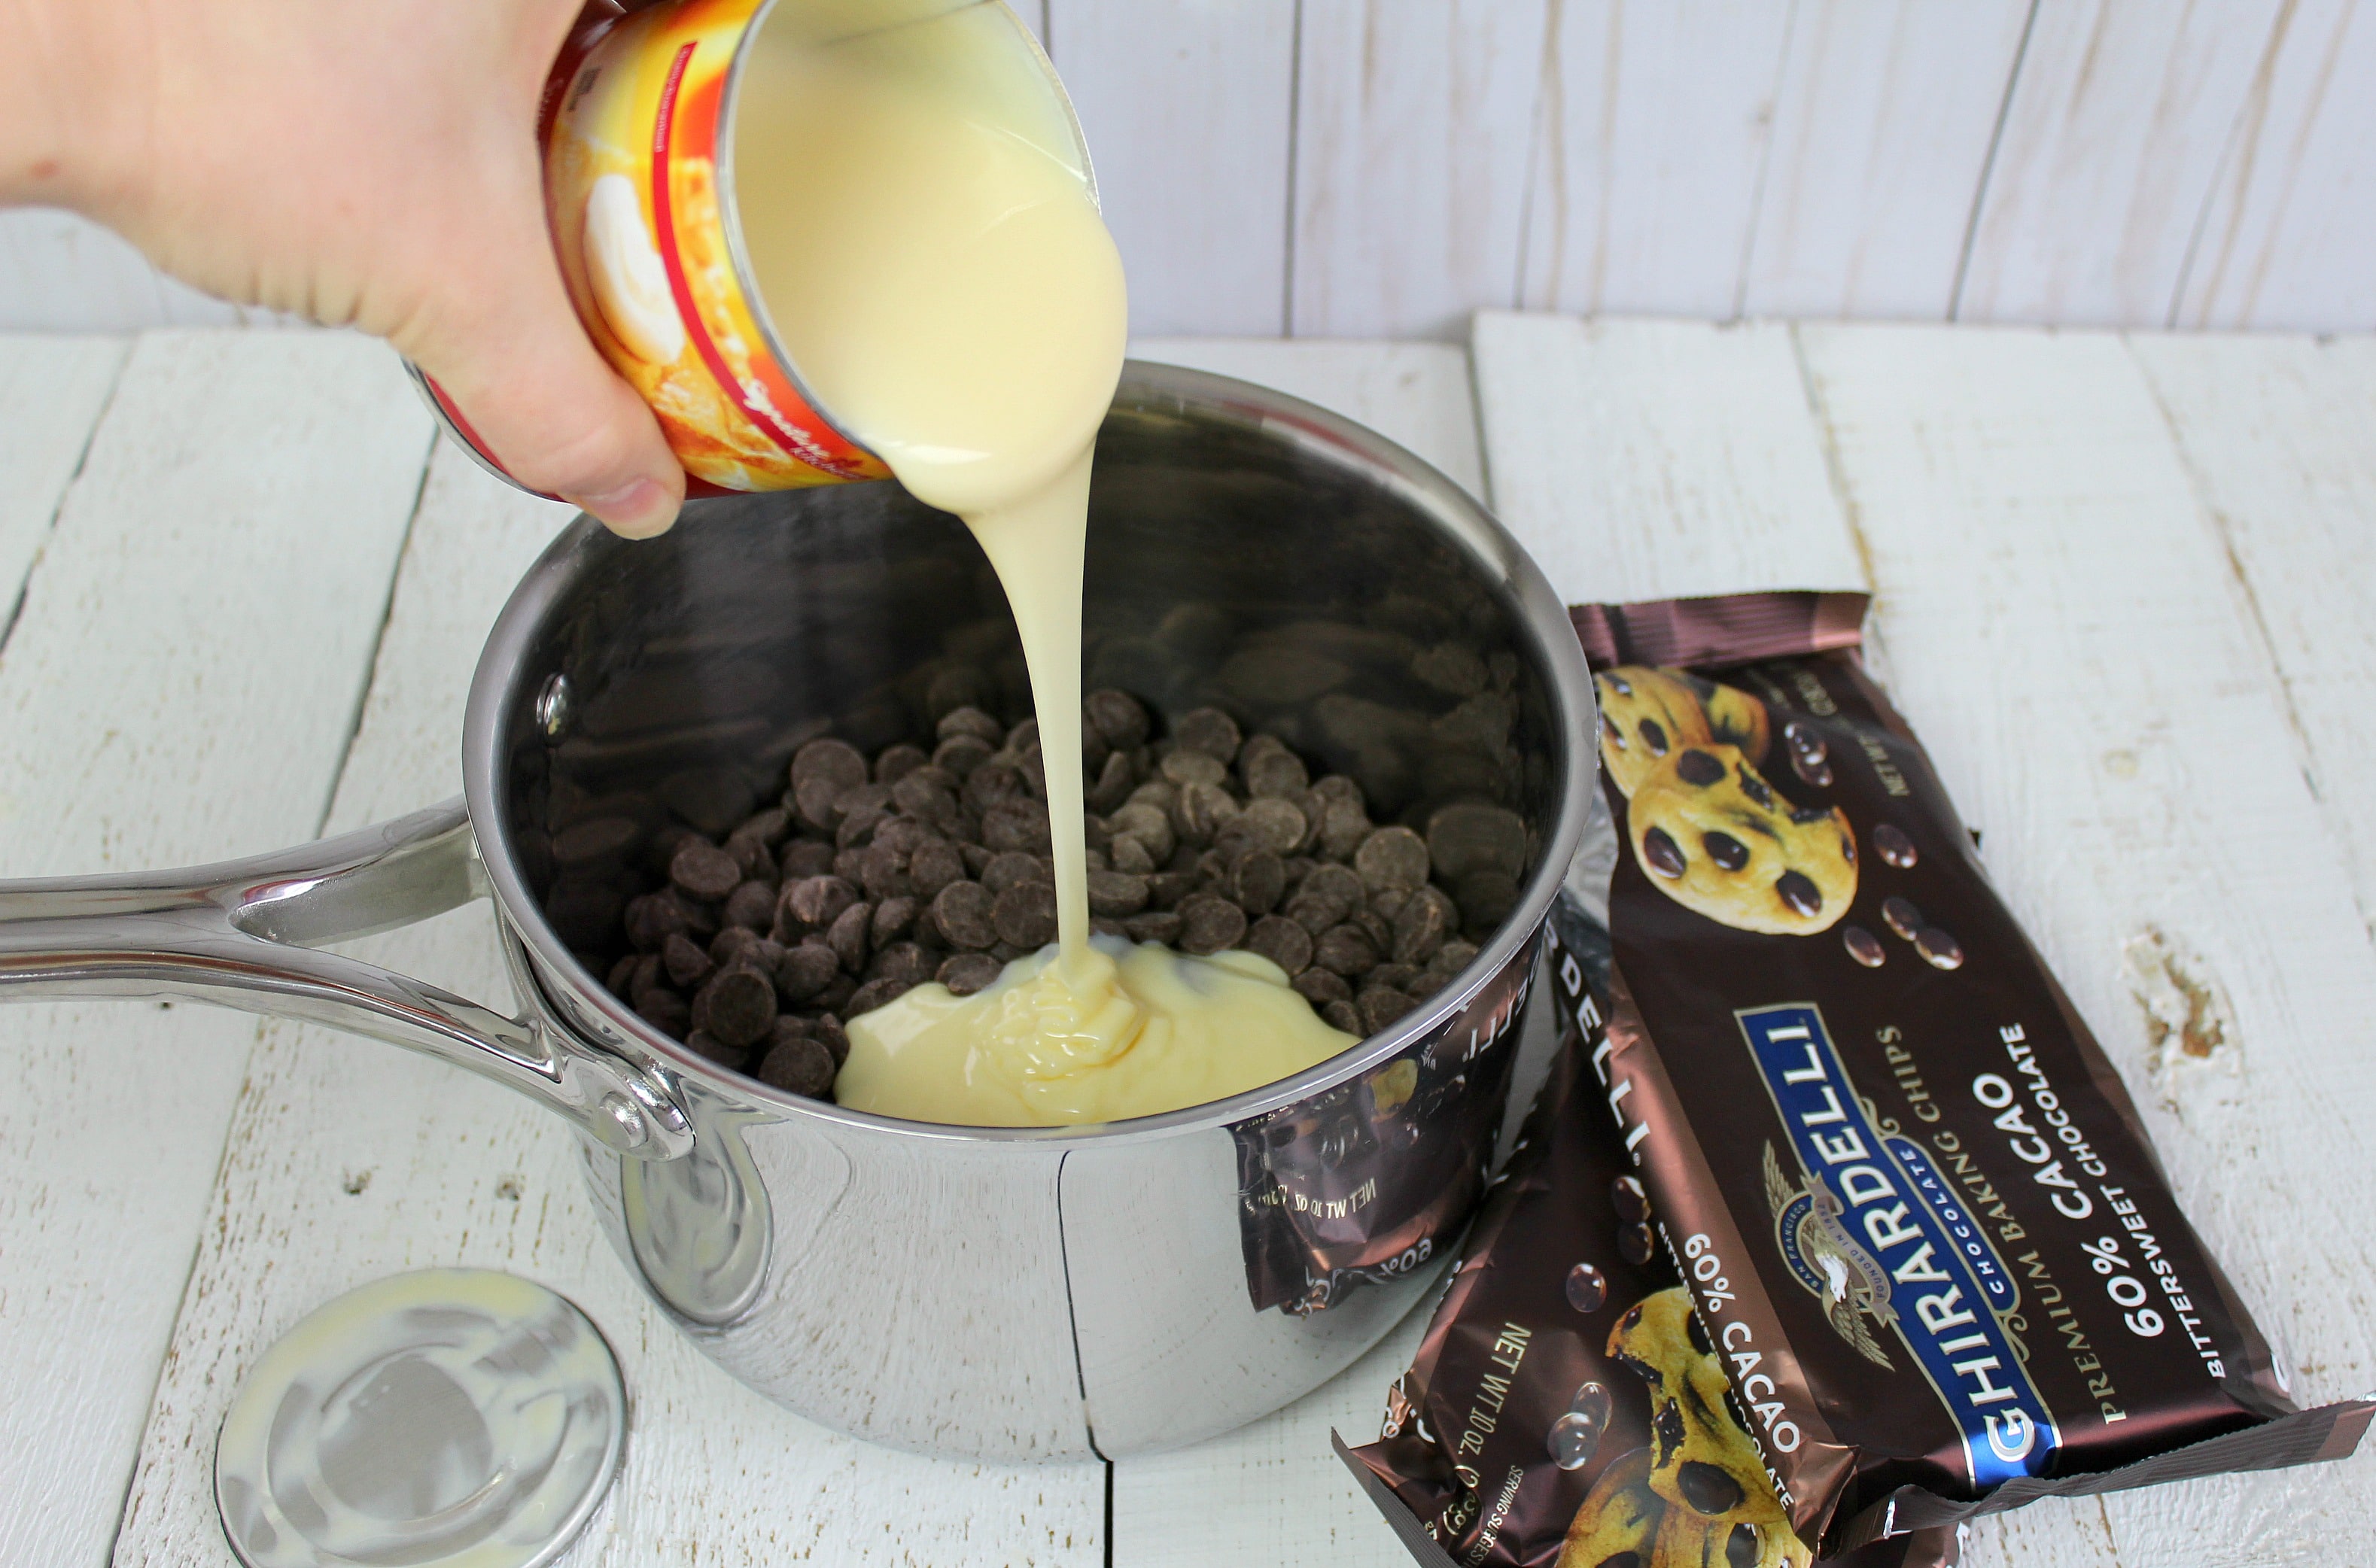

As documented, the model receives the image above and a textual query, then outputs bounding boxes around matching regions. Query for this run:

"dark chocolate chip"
[992,881,1060,950]
[1243,744,1308,801]
[1915,926,1964,970]
[758,1035,836,1097]
[845,977,910,1018]
[668,838,742,902]
[1641,826,1687,879]
[1159,748,1228,788]
[1702,831,1749,872]
[1882,895,1923,940]
[1726,1524,1763,1568]
[1776,870,1824,919]
[1875,822,1917,868]
[1784,720,1826,763]
[908,839,966,900]
[872,896,917,947]
[776,941,841,1001]
[1353,826,1430,892]
[935,952,1002,995]
[931,880,997,950]
[1843,925,1887,968]
[932,734,995,779]
[783,875,859,933]
[869,941,936,988]
[1790,750,1834,787]
[1617,1221,1655,1265]
[1640,717,1670,755]
[1122,910,1182,945]
[1083,689,1149,752]
[1357,986,1413,1034]
[1321,999,1363,1035]
[982,855,1051,901]
[1736,766,1775,809]
[1676,1460,1745,1518]
[723,879,777,931]
[874,743,929,784]
[1087,870,1150,916]
[1564,1263,1607,1314]
[1229,849,1286,916]
[662,931,714,990]
[1313,922,1380,977]
[982,798,1053,855]
[790,737,869,796]
[1686,1310,1712,1357]
[1610,1174,1650,1221]
[1291,966,1351,1005]
[827,901,872,972]
[1652,1399,1685,1462]
[1675,749,1729,789]
[935,705,1004,745]
[699,967,777,1048]
[1173,706,1242,762]
[1246,914,1313,975]
[1177,893,1247,956]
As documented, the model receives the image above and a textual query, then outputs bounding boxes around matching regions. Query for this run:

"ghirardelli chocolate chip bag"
[1340,907,1956,1568]
[1561,591,2370,1551]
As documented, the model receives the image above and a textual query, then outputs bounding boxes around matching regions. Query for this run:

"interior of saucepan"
[492,369,1572,1119]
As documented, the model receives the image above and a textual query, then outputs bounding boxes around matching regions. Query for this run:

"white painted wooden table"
[0,320,2369,1567]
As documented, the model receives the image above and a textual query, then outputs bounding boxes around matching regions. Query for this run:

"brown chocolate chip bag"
[1339,909,1957,1568]
[1565,591,2371,1552]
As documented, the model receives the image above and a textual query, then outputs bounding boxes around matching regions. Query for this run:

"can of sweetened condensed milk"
[411,0,1088,497]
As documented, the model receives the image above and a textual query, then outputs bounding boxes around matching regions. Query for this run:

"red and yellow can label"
[546,0,890,494]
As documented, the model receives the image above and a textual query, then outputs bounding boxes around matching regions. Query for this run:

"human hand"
[0,0,683,536]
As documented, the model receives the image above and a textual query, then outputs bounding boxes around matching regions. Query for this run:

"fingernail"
[570,476,680,539]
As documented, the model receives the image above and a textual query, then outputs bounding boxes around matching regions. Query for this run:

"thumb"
[403,206,684,539]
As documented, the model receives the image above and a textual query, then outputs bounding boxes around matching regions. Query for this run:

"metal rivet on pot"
[596,1092,647,1151]
[536,673,572,740]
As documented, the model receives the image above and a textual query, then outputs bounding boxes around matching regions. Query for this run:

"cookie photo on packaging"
[1339,907,1957,1568]
[1566,591,2372,1553]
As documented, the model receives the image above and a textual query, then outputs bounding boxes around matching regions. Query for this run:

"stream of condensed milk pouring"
[725,1,1349,1125]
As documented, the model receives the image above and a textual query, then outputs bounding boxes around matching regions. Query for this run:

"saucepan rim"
[462,360,1595,1147]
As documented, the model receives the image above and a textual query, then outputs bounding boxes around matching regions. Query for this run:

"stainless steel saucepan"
[0,364,1594,1460]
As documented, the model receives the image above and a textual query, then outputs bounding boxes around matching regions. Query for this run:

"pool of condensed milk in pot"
[726,0,1355,1126]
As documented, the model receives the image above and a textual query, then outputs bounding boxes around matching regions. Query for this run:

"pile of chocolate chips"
[604,689,1525,1102]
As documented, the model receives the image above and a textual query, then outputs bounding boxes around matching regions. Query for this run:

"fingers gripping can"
[414,0,1083,499]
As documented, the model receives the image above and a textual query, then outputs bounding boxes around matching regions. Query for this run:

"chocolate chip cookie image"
[1649,1505,1807,1568]
[1608,1287,1793,1537]
[1554,1445,1663,1568]
[1596,667,1713,797]
[1625,746,1856,935]
[1595,667,1772,799]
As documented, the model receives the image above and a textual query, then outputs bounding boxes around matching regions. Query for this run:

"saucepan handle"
[0,799,692,1159]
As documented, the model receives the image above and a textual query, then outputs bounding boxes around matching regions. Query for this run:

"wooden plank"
[109,445,1111,1566]
[1797,321,2376,1563]
[0,329,434,1568]
[1289,0,1547,339]
[1515,1,1793,321]
[2170,0,2376,332]
[1132,336,1485,500]
[1053,1,1297,337]
[1955,0,2289,327]
[2127,332,2376,943]
[0,333,127,628]
[1739,0,2033,320]
[1468,311,1864,606]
